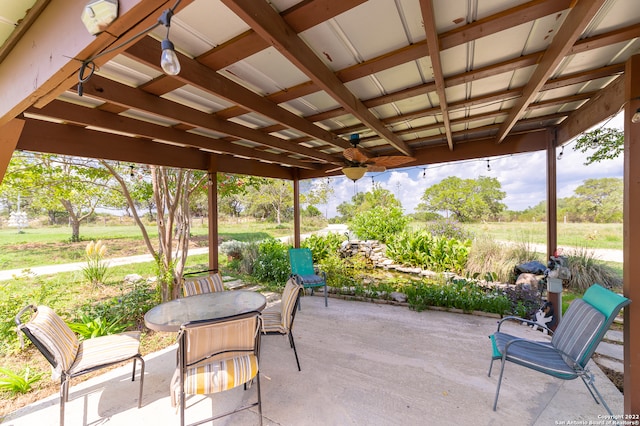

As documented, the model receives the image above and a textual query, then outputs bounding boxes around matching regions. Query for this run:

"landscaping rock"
[390,292,407,303]
[124,273,143,283]
[515,273,543,291]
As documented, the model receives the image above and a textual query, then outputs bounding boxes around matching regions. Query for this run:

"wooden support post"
[207,170,218,270]
[546,129,560,327]
[623,53,640,415]
[293,171,301,248]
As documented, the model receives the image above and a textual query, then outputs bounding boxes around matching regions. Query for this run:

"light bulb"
[160,39,181,75]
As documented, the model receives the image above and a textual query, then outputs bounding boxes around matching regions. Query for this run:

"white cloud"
[316,113,625,217]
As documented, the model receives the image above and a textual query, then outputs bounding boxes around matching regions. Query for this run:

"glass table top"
[144,290,267,332]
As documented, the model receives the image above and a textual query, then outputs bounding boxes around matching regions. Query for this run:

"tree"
[244,179,293,224]
[103,161,207,302]
[349,205,409,243]
[2,153,118,241]
[302,178,334,218]
[417,176,506,222]
[573,127,623,165]
[564,178,623,223]
[335,184,401,221]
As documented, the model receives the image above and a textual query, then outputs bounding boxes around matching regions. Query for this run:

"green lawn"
[461,222,622,250]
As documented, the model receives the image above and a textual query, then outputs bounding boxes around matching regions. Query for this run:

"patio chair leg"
[60,376,69,426]
[324,284,328,307]
[136,356,146,408]
[289,331,301,371]
[256,372,263,426]
[492,358,507,411]
[488,358,495,377]
[581,373,613,416]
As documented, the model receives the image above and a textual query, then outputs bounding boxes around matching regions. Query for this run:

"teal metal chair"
[488,284,630,416]
[288,248,328,308]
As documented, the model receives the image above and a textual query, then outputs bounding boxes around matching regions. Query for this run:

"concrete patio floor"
[3,295,623,426]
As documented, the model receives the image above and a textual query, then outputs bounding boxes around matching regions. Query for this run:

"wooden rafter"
[221,0,413,157]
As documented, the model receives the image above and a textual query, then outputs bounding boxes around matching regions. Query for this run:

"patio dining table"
[144,290,267,332]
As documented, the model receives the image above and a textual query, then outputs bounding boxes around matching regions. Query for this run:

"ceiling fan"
[335,134,416,181]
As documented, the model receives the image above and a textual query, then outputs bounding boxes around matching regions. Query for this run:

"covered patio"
[3,295,624,425]
[0,0,639,416]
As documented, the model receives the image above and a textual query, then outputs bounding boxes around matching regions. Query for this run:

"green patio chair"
[488,284,630,416]
[288,248,328,308]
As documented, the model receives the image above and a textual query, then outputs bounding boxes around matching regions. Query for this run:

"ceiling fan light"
[342,166,367,181]
[632,107,640,124]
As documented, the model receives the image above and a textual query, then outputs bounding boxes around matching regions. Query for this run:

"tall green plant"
[349,205,409,243]
[0,367,42,394]
[81,240,109,286]
[386,231,470,273]
[302,232,345,261]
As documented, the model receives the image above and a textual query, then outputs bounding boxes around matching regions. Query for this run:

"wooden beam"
[0,118,25,183]
[420,0,453,150]
[124,37,350,151]
[222,0,413,157]
[495,0,607,143]
[79,75,341,164]
[439,0,573,51]
[28,101,318,169]
[556,75,625,144]
[17,119,209,169]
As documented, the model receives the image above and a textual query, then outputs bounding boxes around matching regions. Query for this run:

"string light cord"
[76,0,182,96]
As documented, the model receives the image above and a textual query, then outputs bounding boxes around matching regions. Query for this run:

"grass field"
[462,222,622,250]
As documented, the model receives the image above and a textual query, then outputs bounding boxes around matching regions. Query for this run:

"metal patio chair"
[488,284,630,415]
[170,311,263,426]
[16,305,145,426]
[262,277,304,370]
[181,268,226,297]
[288,247,328,308]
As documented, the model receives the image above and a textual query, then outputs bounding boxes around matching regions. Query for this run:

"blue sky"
[318,113,624,218]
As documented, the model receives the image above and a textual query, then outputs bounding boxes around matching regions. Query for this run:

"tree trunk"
[60,199,81,242]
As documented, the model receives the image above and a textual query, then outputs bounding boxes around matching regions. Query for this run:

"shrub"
[465,236,542,283]
[404,278,511,315]
[252,238,290,287]
[318,252,371,289]
[565,247,622,291]
[425,218,473,241]
[220,240,247,260]
[349,206,409,243]
[302,232,346,261]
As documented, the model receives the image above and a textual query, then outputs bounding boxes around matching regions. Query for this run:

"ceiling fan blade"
[325,166,343,173]
[370,156,416,168]
[367,164,386,172]
[343,147,369,164]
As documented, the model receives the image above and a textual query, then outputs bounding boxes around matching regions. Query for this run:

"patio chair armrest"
[496,316,554,335]
[15,304,37,326]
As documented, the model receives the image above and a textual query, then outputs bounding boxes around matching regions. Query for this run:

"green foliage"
[385,231,471,273]
[424,218,473,241]
[301,232,346,261]
[81,240,109,286]
[67,313,131,339]
[563,178,623,223]
[318,252,370,289]
[252,238,291,287]
[349,205,409,243]
[573,127,623,165]
[335,184,403,221]
[404,279,512,315]
[417,176,506,222]
[74,279,158,332]
[0,272,55,355]
[0,367,43,394]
